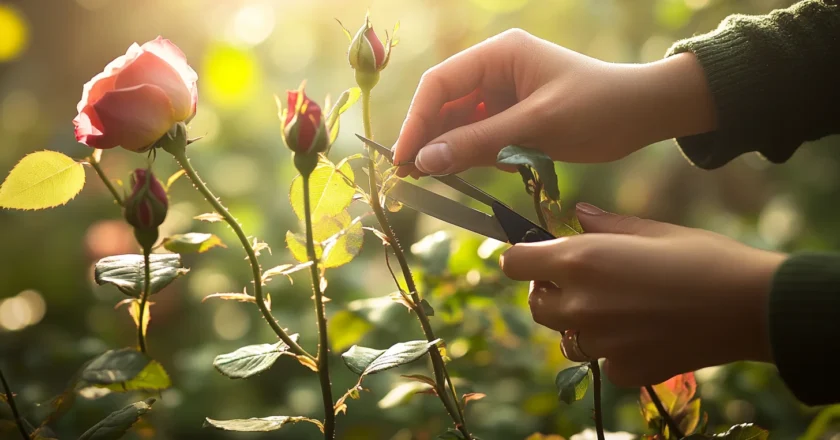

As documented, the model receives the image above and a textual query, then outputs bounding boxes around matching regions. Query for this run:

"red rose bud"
[279,85,327,157]
[124,168,168,231]
[348,17,387,74]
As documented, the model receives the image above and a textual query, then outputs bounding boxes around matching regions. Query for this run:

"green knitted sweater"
[666,0,840,406]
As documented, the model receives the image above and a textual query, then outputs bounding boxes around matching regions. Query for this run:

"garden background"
[1,0,837,438]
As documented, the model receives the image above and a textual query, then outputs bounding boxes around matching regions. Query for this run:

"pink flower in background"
[73,37,198,152]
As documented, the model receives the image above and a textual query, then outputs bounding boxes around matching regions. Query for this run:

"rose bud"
[277,82,328,176]
[349,21,385,74]
[73,36,198,153]
[344,14,398,89]
[123,168,168,249]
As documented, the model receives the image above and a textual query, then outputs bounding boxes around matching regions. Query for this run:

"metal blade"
[362,169,509,243]
[355,133,505,209]
[356,134,395,164]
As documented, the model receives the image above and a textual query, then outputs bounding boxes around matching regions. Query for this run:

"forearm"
[646,0,840,169]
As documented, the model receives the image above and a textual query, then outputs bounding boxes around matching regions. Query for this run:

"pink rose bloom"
[74,37,198,152]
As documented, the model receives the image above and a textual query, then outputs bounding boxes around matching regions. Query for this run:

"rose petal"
[141,36,198,109]
[92,84,175,152]
[365,28,385,68]
[74,104,119,149]
[115,51,192,121]
[285,91,298,126]
[76,43,142,114]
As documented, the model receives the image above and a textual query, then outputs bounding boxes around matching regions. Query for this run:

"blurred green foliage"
[1,0,838,439]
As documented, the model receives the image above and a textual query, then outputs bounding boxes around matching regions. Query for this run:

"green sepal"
[133,229,159,255]
[156,122,188,156]
[294,152,319,178]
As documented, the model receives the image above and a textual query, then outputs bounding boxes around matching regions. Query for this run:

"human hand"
[393,29,717,177]
[500,203,786,387]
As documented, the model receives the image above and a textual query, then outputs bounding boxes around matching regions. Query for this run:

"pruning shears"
[355,134,555,245]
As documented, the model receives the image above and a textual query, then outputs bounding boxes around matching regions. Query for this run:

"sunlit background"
[1,0,837,439]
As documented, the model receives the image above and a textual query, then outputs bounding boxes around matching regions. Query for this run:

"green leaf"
[100,360,170,392]
[497,145,560,201]
[81,348,171,392]
[555,364,590,404]
[438,429,466,439]
[162,233,225,254]
[377,381,434,409]
[287,211,363,268]
[94,254,187,298]
[342,339,441,377]
[326,87,361,144]
[81,348,149,385]
[289,160,355,222]
[213,334,300,379]
[409,231,451,276]
[204,416,321,432]
[419,299,435,317]
[78,398,155,440]
[0,150,86,210]
[330,310,373,352]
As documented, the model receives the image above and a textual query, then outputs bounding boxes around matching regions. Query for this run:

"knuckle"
[500,28,532,43]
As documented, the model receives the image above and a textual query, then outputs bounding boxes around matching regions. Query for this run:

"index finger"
[393,36,502,177]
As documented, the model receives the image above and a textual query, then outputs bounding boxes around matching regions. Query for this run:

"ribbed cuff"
[769,252,840,406]
[665,26,801,170]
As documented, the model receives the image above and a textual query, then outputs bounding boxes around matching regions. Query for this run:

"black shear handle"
[491,202,556,245]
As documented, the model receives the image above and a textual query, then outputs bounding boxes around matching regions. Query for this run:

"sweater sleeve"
[665,0,840,170]
[769,252,840,405]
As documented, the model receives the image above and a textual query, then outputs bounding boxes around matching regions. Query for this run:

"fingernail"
[415,142,452,175]
[576,202,606,216]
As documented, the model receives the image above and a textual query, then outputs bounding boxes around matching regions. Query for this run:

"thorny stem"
[361,89,471,438]
[530,185,604,440]
[138,250,151,353]
[303,176,336,439]
[591,363,606,440]
[169,149,313,360]
[0,367,29,440]
[88,152,124,206]
[645,384,684,439]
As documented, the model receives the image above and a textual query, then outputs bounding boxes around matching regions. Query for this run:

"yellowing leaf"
[0,150,85,210]
[165,169,186,190]
[463,392,486,405]
[162,233,226,254]
[289,160,355,222]
[330,310,373,352]
[286,211,363,268]
[194,212,225,222]
[101,360,171,392]
[128,300,151,339]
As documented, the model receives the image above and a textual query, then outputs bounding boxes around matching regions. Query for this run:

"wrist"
[738,249,788,363]
[639,52,717,143]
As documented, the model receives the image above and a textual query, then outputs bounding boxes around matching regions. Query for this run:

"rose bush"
[73,36,198,152]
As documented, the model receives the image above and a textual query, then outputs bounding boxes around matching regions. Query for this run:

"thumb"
[414,99,539,176]
[575,203,677,237]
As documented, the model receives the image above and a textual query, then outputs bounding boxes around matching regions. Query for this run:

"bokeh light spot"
[0,5,29,62]
[212,302,251,340]
[270,21,315,73]
[202,43,260,108]
[229,3,276,47]
[0,289,46,331]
